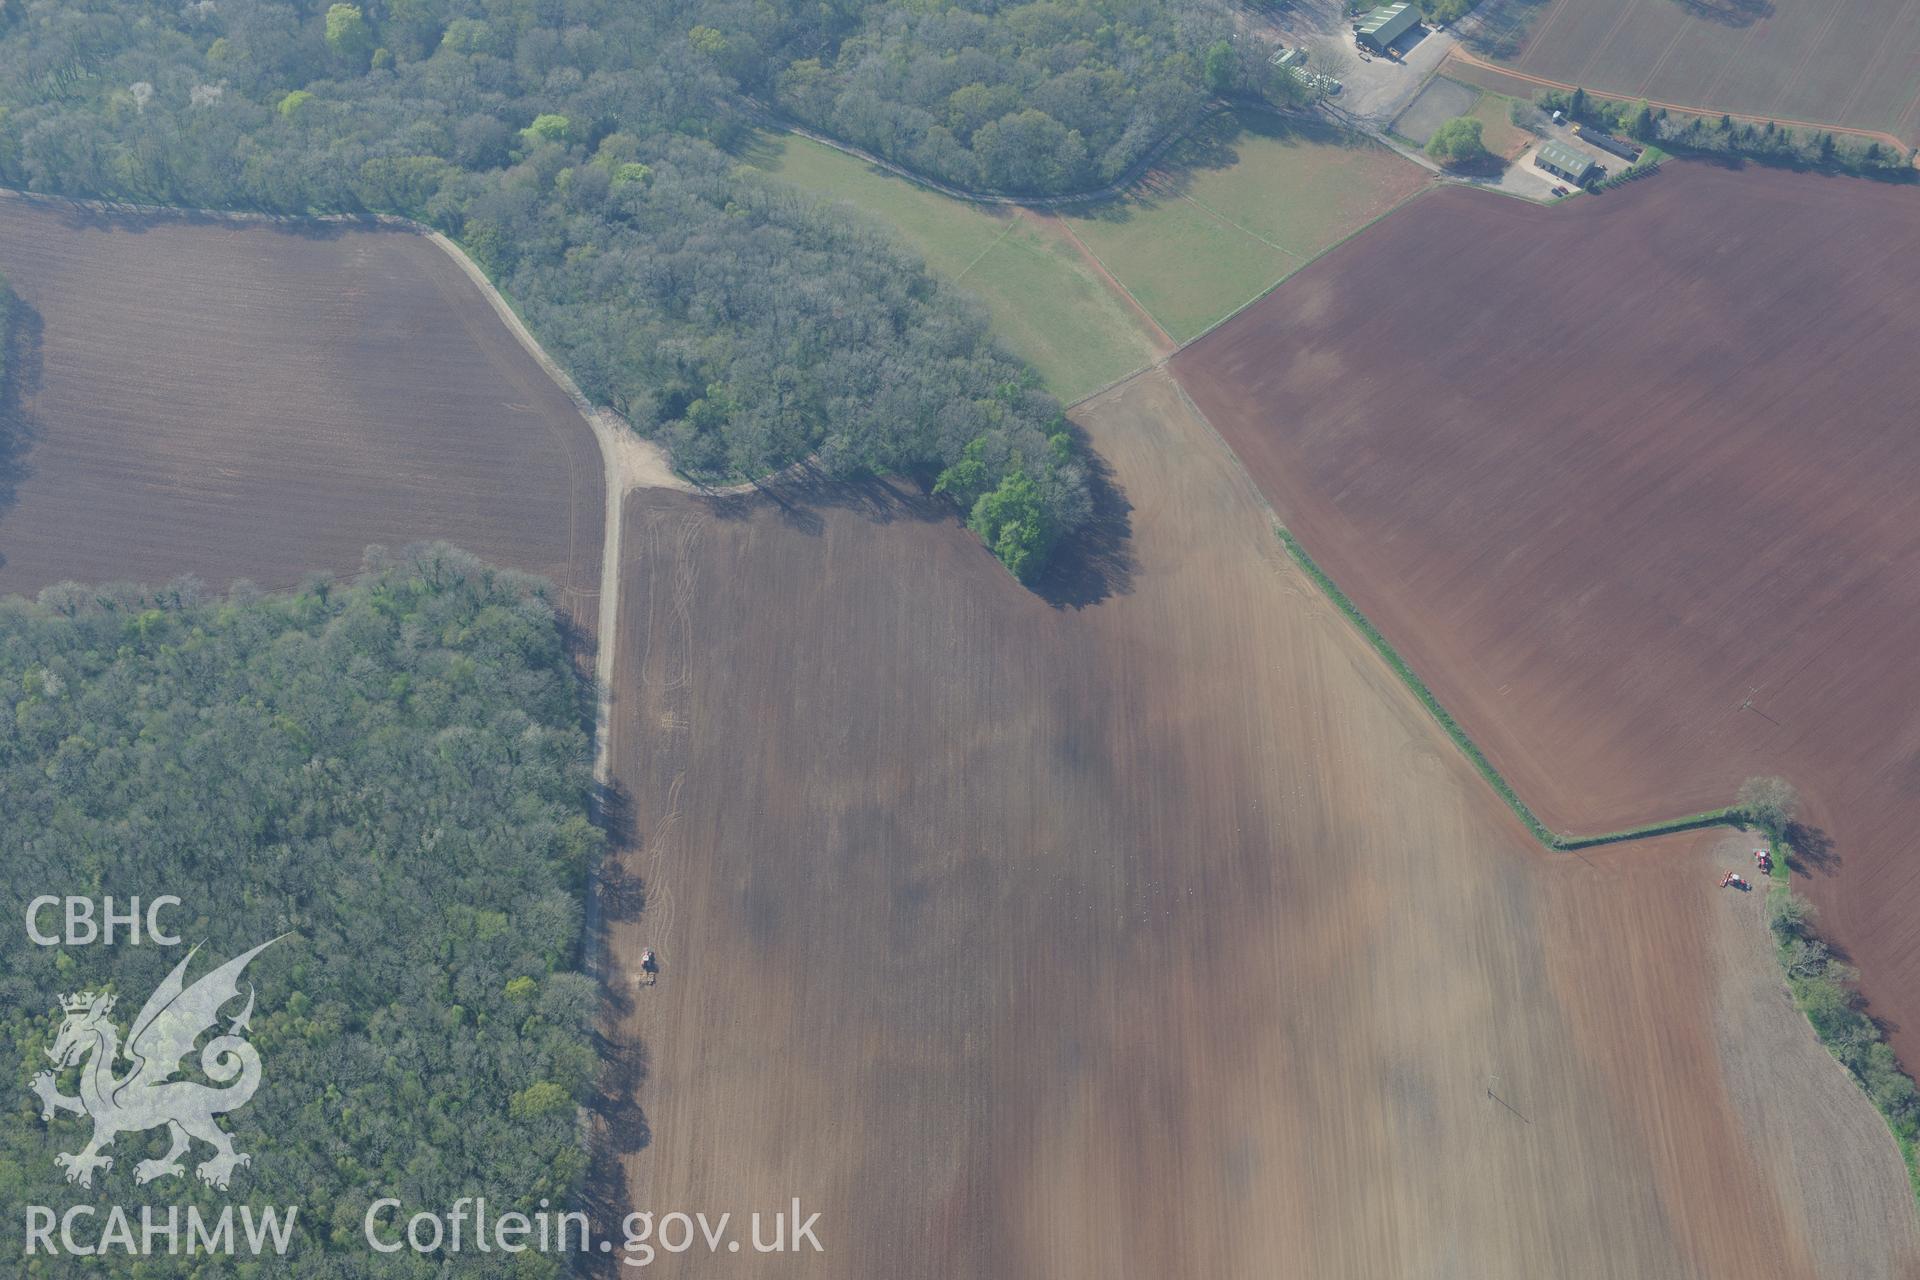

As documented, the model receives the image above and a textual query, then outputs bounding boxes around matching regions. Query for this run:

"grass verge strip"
[1557,807,1732,849]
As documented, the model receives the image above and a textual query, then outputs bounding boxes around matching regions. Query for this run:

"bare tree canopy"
[1736,775,1800,833]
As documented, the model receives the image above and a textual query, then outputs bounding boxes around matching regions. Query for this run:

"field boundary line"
[1063,357,1162,412]
[1031,210,1177,353]
[0,191,651,773]
[1175,181,1436,354]
[952,219,1018,283]
[1272,525,1736,852]
[1174,189,1298,257]
[1442,46,1915,153]
[747,99,1238,208]
[1156,355,1737,854]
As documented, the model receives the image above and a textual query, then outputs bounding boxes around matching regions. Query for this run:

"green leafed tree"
[1425,116,1489,168]
[522,113,571,146]
[324,4,374,66]
[933,437,993,509]
[969,465,1056,582]
[1204,40,1236,94]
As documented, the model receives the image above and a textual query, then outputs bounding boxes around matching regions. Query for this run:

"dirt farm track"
[0,194,603,613]
[600,370,1919,1276]
[1175,162,1920,1069]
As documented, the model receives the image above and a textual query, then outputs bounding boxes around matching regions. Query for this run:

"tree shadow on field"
[599,860,649,927]
[1671,0,1775,29]
[595,767,637,845]
[1464,0,1554,59]
[1072,108,1361,223]
[701,446,1136,608]
[1438,153,1511,180]
[729,125,790,172]
[592,1034,652,1147]
[581,771,654,1274]
[1783,820,1839,875]
[581,1031,653,1276]
[40,193,355,240]
[587,777,643,971]
[0,292,46,565]
[705,468,950,539]
[1031,421,1135,609]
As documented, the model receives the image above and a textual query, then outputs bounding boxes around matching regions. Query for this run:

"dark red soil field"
[1173,162,1920,1064]
[596,369,1919,1276]
[0,194,603,618]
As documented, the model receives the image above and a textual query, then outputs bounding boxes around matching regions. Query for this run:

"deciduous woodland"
[0,547,601,1279]
[758,0,1298,194]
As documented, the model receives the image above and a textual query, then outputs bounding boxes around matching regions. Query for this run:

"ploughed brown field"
[1173,163,1920,1065]
[599,369,1919,1276]
[0,194,603,618]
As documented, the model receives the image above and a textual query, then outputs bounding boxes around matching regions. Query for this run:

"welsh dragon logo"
[31,938,282,1191]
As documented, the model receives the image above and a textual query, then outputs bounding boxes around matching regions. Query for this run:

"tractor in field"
[1719,871,1751,891]
[638,947,659,986]
[1753,847,1772,873]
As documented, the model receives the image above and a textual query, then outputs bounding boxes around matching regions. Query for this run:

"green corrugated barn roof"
[1535,140,1598,180]
[1356,2,1420,48]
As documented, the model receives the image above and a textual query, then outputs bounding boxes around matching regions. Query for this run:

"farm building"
[1355,2,1420,52]
[1574,124,1642,162]
[1535,140,1599,185]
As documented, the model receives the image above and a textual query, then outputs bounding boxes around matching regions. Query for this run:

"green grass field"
[1062,110,1432,342]
[742,132,1163,401]
[1466,89,1534,159]
[741,110,1432,394]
